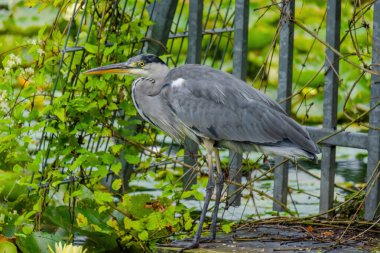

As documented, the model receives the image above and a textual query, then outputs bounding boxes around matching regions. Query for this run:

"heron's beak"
[83,63,135,75]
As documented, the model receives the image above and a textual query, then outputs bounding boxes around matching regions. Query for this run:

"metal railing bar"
[319,0,341,216]
[273,0,295,212]
[227,0,248,207]
[364,0,380,220]
[306,127,368,150]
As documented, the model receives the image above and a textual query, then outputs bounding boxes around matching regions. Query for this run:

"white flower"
[9,54,21,65]
[7,60,15,68]
[6,53,22,70]
[37,48,45,56]
[48,242,87,253]
[0,90,7,99]
[31,39,37,45]
[0,101,9,113]
[25,67,34,75]
[14,57,21,65]
[0,91,9,112]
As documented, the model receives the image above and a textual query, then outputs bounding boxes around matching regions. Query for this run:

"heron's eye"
[139,61,145,67]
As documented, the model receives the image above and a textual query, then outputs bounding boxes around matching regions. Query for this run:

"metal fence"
[142,0,380,220]
[39,0,379,221]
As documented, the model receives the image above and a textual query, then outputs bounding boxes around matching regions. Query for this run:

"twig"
[292,18,380,76]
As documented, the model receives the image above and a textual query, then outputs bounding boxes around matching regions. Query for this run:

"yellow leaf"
[76,213,88,228]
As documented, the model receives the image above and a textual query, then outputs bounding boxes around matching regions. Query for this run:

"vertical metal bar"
[365,0,380,220]
[227,0,248,207]
[187,0,203,64]
[182,0,203,190]
[319,0,341,215]
[146,0,178,55]
[273,0,295,212]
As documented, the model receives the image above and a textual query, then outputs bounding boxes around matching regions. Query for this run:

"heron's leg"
[157,141,215,250]
[192,148,215,246]
[208,148,224,240]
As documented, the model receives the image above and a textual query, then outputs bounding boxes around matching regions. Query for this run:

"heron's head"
[84,54,169,80]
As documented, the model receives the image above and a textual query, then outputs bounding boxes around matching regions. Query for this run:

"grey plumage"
[131,60,319,161]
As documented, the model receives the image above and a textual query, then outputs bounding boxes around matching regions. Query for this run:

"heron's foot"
[157,240,199,252]
[198,235,216,243]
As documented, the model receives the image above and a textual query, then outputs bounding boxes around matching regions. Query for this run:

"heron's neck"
[146,63,170,83]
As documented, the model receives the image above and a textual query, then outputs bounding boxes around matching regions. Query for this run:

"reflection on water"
[299,158,367,183]
[299,146,368,183]
[336,160,367,183]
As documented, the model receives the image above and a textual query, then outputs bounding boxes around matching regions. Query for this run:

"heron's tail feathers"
[259,141,319,163]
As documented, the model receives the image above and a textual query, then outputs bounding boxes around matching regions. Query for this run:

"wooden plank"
[273,0,295,212]
[364,0,380,220]
[320,0,341,216]
[227,0,249,207]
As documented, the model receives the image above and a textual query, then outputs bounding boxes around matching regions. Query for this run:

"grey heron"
[84,54,320,249]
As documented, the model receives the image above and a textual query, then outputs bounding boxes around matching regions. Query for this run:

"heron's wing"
[161,65,318,154]
[166,65,286,113]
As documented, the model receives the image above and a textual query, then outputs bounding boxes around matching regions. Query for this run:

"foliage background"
[0,0,376,252]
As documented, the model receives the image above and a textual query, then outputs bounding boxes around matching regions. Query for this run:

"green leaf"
[13,164,23,173]
[123,194,153,219]
[100,152,115,164]
[101,128,112,137]
[22,225,34,235]
[138,230,149,241]
[94,191,114,204]
[98,206,109,214]
[98,99,107,108]
[85,43,99,54]
[111,162,122,174]
[69,154,88,171]
[111,179,122,191]
[222,223,232,234]
[106,218,119,230]
[110,144,123,155]
[45,126,57,134]
[0,242,17,253]
[108,102,118,111]
[124,154,140,165]
[24,0,38,7]
[52,107,66,122]
[184,218,192,231]
[146,213,160,231]
[123,217,132,230]
[16,231,62,253]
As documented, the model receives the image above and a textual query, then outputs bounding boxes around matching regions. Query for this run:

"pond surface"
[130,146,368,220]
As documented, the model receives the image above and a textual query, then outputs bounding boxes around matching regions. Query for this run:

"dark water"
[298,158,368,183]
[335,159,367,183]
